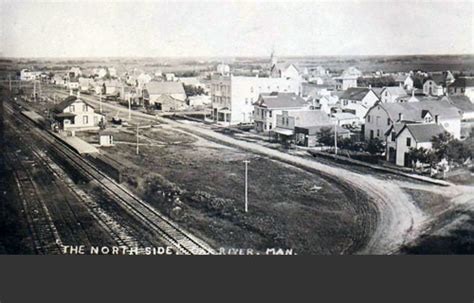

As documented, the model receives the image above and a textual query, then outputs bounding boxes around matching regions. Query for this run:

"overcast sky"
[0,0,472,58]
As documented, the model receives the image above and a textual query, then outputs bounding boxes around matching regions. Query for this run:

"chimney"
[77,90,80,98]
[368,84,372,89]
[398,113,403,121]
[412,90,415,97]
[435,115,439,124]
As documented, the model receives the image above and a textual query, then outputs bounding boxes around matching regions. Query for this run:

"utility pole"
[33,80,36,102]
[99,91,103,113]
[136,123,139,155]
[334,120,338,156]
[243,160,250,213]
[128,95,131,121]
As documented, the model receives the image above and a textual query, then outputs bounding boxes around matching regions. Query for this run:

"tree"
[407,147,436,171]
[318,127,335,146]
[431,131,455,162]
[367,138,384,155]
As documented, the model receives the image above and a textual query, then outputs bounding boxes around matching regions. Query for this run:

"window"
[83,116,89,124]
[387,118,390,126]
[391,132,396,141]
[406,137,411,147]
[370,130,374,139]
[377,129,380,137]
[245,98,248,105]
[367,115,371,123]
[269,123,272,130]
[250,87,254,93]
[269,111,272,118]
[70,105,75,112]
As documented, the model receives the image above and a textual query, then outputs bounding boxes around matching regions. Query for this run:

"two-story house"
[386,123,446,167]
[253,92,308,133]
[380,86,408,103]
[53,96,104,131]
[339,87,379,121]
[364,100,461,141]
[211,74,302,126]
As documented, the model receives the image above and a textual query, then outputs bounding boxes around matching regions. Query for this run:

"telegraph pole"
[243,160,250,213]
[128,95,132,121]
[99,91,103,113]
[136,123,139,155]
[334,120,338,156]
[33,80,36,102]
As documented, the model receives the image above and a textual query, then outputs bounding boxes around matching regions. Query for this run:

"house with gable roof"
[385,123,447,166]
[53,95,104,131]
[339,87,379,121]
[364,100,462,141]
[253,92,309,133]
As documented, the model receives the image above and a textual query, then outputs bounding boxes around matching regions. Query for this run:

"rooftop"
[340,87,374,101]
[402,123,446,143]
[371,100,461,121]
[254,92,307,109]
[145,81,186,95]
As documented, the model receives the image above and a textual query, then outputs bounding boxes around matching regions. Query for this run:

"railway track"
[4,100,216,255]
[4,149,63,254]
[5,117,144,251]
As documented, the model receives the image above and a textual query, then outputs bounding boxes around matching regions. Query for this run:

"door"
[404,152,411,167]
[83,115,89,125]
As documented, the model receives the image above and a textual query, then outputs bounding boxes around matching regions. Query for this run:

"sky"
[0,0,473,58]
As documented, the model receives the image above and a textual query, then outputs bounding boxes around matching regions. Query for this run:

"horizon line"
[1,53,474,60]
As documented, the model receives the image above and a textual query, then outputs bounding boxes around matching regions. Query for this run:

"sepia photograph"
[0,0,473,257]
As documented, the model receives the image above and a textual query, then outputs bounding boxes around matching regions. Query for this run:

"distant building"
[380,86,408,103]
[216,63,230,76]
[448,77,474,102]
[423,74,447,96]
[274,109,331,143]
[393,74,414,90]
[211,74,302,125]
[143,81,186,108]
[253,92,309,132]
[339,87,379,120]
[20,69,36,81]
[165,73,176,82]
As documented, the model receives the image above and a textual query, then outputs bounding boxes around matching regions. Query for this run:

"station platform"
[53,133,99,155]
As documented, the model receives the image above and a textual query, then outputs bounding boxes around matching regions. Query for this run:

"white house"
[216,63,230,76]
[393,74,414,90]
[390,123,446,167]
[364,100,462,141]
[423,75,446,96]
[20,69,37,81]
[380,86,408,103]
[339,87,379,121]
[53,96,104,131]
[273,109,331,141]
[143,81,187,107]
[253,92,309,132]
[211,74,302,125]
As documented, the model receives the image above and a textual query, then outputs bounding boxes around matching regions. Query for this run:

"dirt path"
[69,95,432,254]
